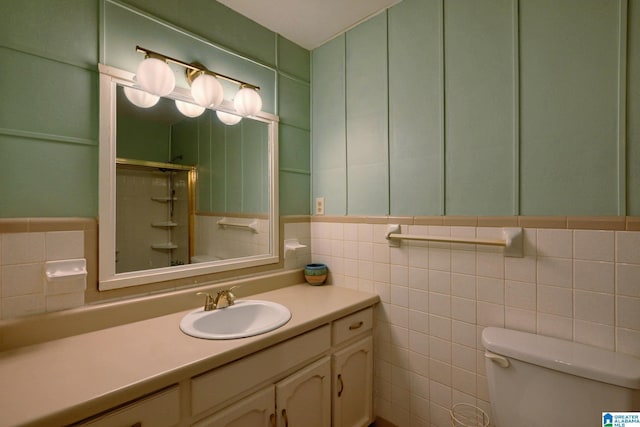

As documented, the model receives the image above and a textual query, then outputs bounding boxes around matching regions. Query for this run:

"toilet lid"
[482,327,640,389]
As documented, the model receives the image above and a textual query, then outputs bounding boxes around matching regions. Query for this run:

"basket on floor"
[450,403,489,427]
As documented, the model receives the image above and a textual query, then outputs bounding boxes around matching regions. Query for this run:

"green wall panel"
[345,13,389,216]
[117,113,170,162]
[279,124,310,172]
[280,171,310,215]
[226,125,242,212]
[0,0,311,218]
[277,35,310,82]
[628,0,640,215]
[444,0,516,215]
[205,118,271,214]
[519,0,620,215]
[278,75,310,129]
[210,117,227,212]
[279,124,310,215]
[311,36,347,215]
[171,119,199,165]
[0,0,98,68]
[197,113,213,212]
[0,48,98,141]
[388,0,443,216]
[242,119,269,213]
[311,0,634,217]
[103,1,277,114]
[0,135,97,217]
[120,0,276,66]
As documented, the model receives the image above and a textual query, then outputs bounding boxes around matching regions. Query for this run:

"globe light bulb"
[175,100,205,118]
[233,86,262,116]
[123,86,159,108]
[135,57,175,96]
[216,110,242,125]
[191,73,224,108]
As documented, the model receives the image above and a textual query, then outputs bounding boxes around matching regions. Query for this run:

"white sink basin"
[180,300,292,340]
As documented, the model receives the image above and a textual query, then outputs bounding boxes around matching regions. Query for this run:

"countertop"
[0,284,379,426]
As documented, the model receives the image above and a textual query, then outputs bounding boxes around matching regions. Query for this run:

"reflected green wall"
[193,115,270,215]
[117,114,170,163]
[312,0,640,216]
[0,0,310,217]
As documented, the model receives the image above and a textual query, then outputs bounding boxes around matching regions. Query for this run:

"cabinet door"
[275,357,331,427]
[332,336,373,427]
[193,386,275,427]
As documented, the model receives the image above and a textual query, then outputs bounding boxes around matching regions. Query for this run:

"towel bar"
[385,224,523,257]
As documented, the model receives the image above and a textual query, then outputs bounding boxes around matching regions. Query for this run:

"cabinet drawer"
[191,325,330,416]
[332,307,373,346]
[78,386,180,427]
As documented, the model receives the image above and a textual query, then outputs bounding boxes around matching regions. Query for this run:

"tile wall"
[0,230,87,319]
[195,216,271,261]
[0,217,302,319]
[283,221,312,270]
[310,221,640,427]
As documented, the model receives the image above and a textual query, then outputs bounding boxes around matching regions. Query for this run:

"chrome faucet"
[196,287,237,311]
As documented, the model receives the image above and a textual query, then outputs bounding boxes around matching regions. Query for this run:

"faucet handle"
[226,288,237,305]
[214,288,237,309]
[196,292,216,311]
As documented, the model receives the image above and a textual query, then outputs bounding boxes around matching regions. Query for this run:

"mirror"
[99,65,279,291]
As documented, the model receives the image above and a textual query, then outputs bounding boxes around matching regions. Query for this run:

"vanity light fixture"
[187,67,224,108]
[135,55,175,96]
[234,84,263,117]
[123,85,159,108]
[133,46,262,119]
[175,99,205,118]
[216,110,242,125]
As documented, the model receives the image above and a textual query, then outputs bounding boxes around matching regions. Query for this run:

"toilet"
[482,327,640,427]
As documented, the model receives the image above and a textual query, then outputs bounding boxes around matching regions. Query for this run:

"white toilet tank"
[482,327,640,427]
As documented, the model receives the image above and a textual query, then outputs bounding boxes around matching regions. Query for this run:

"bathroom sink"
[179,300,292,340]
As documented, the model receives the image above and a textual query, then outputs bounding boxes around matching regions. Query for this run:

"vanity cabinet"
[70,303,375,427]
[77,385,181,427]
[190,326,330,418]
[191,386,275,427]
[332,337,373,427]
[191,308,373,427]
[275,357,331,427]
[331,308,374,427]
[195,357,331,427]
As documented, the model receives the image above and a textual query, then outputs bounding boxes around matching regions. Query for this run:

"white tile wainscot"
[310,221,640,427]
[0,230,86,319]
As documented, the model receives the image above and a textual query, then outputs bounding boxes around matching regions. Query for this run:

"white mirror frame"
[98,64,279,291]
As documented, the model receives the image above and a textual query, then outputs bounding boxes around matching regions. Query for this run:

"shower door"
[115,160,195,274]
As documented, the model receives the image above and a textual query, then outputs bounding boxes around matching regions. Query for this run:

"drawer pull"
[282,408,289,427]
[131,423,142,427]
[348,321,364,330]
[337,373,344,397]
[270,413,276,427]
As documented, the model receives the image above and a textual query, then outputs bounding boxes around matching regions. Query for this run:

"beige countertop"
[0,284,379,427]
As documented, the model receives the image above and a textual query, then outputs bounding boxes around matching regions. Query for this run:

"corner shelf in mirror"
[151,221,178,228]
[151,196,178,202]
[151,243,178,250]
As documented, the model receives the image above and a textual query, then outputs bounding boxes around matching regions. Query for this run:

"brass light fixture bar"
[136,45,260,91]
